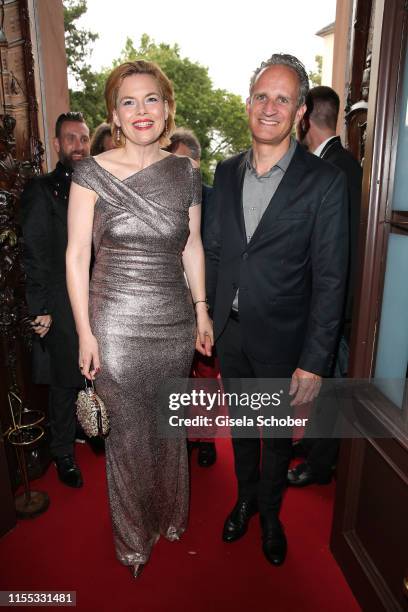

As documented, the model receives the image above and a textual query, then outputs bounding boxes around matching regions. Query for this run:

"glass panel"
[374,234,408,408]
[392,43,408,211]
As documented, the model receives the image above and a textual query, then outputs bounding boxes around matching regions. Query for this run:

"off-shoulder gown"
[72,154,201,565]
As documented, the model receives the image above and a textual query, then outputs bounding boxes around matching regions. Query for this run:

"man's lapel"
[233,153,248,246]
[320,135,341,159]
[247,144,309,246]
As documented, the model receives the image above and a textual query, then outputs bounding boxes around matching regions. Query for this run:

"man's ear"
[245,96,251,116]
[53,137,60,155]
[295,103,307,125]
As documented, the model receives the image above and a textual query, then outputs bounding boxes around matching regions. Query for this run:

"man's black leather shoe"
[222,499,258,543]
[261,516,287,566]
[287,461,331,487]
[54,455,83,488]
[198,442,216,467]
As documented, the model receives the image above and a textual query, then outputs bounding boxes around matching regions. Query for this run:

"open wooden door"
[331,1,408,610]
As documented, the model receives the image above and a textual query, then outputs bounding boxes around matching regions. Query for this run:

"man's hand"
[289,368,322,406]
[31,314,52,338]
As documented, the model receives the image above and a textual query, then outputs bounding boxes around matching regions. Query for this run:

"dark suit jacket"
[201,183,213,246]
[320,137,362,339]
[205,143,349,377]
[20,162,82,387]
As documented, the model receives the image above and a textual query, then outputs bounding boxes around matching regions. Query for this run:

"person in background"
[90,122,115,156]
[205,54,348,566]
[21,112,91,488]
[166,127,218,467]
[288,85,363,487]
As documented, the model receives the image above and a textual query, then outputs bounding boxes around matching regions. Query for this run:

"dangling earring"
[115,126,122,145]
[164,119,168,137]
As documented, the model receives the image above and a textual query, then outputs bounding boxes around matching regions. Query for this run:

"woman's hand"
[79,332,101,380]
[31,314,52,338]
[195,305,214,357]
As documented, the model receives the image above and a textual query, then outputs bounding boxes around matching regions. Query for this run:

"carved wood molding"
[0,0,44,433]
[345,0,376,165]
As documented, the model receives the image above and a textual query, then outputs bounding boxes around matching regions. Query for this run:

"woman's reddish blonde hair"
[105,60,176,148]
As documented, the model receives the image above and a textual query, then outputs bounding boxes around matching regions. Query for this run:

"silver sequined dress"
[72,155,201,565]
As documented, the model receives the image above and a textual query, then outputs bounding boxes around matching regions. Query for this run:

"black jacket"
[201,183,213,247]
[320,137,362,339]
[205,143,349,376]
[21,162,82,387]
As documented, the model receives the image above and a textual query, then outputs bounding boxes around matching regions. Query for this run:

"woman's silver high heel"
[130,563,145,579]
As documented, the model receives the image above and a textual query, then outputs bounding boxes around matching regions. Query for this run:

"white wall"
[321,32,335,86]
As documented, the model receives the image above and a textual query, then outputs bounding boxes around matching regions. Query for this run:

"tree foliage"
[64,3,250,182]
[69,68,108,133]
[308,55,322,88]
[64,0,106,129]
[63,0,98,85]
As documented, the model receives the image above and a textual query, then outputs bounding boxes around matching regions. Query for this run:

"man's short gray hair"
[249,53,309,107]
[166,127,202,161]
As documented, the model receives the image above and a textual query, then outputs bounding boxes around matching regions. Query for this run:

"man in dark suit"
[21,112,91,488]
[166,128,218,467]
[165,128,213,242]
[205,55,349,566]
[287,86,363,486]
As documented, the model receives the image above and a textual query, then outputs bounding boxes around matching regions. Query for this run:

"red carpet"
[0,440,360,612]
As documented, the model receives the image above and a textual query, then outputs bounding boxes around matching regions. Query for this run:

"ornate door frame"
[331,2,408,610]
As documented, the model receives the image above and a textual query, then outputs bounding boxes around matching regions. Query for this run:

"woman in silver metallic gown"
[66,60,213,578]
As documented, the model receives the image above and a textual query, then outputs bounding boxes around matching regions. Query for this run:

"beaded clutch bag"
[76,379,110,438]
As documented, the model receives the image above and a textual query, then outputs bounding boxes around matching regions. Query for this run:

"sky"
[78,0,336,101]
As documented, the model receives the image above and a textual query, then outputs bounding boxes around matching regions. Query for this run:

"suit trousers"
[217,316,293,517]
[48,385,79,458]
[300,335,349,477]
[302,438,339,479]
